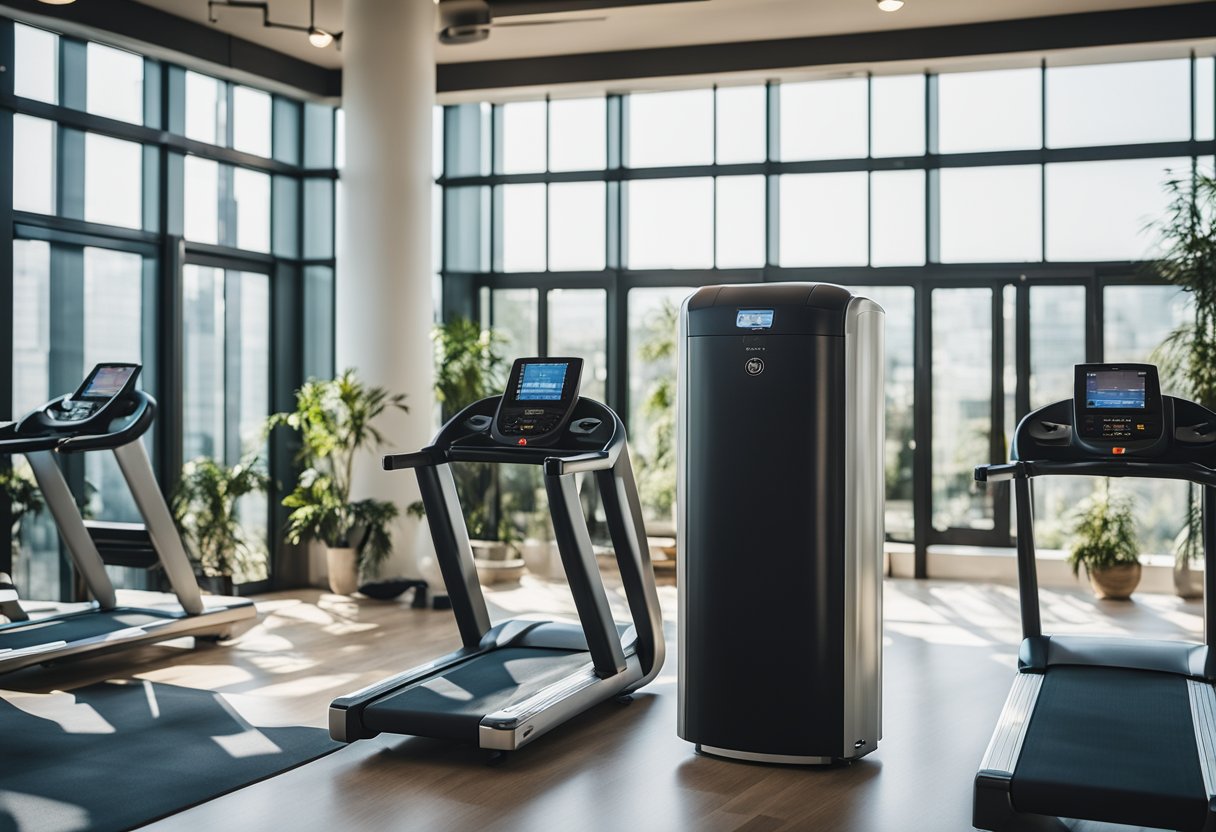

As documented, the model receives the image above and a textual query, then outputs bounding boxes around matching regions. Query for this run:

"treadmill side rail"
[1189,680,1216,801]
[974,673,1044,832]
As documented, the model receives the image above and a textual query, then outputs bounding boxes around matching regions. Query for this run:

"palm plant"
[268,369,408,576]
[172,456,269,580]
[1149,170,1216,571]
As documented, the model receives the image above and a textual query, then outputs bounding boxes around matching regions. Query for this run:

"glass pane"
[13,115,56,215]
[1103,284,1192,555]
[11,240,55,599]
[779,77,868,161]
[83,247,144,525]
[444,103,491,178]
[304,102,335,168]
[500,183,546,272]
[335,107,346,170]
[626,178,714,269]
[872,75,925,157]
[444,186,490,272]
[490,288,539,359]
[1199,58,1215,143]
[184,155,219,244]
[12,240,51,418]
[716,86,766,164]
[303,266,335,380]
[232,271,271,581]
[87,43,144,125]
[778,172,868,267]
[14,23,58,104]
[715,175,765,268]
[1028,285,1086,410]
[628,90,713,168]
[870,170,925,267]
[499,100,546,174]
[1103,284,1191,366]
[548,289,607,402]
[1045,157,1185,261]
[183,265,226,461]
[185,71,226,145]
[932,288,993,531]
[85,133,142,229]
[549,97,606,172]
[628,286,691,526]
[233,168,271,253]
[1047,59,1190,148]
[851,285,915,541]
[233,86,272,157]
[549,181,605,272]
[303,177,335,259]
[939,165,1041,263]
[937,68,1041,153]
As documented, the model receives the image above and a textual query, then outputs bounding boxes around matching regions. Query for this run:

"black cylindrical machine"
[677,282,885,764]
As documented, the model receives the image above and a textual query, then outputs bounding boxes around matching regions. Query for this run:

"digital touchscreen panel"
[736,309,774,329]
[82,365,136,399]
[1085,370,1147,410]
[515,362,569,402]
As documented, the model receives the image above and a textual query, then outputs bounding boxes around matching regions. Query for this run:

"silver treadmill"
[0,363,256,673]
[330,357,665,752]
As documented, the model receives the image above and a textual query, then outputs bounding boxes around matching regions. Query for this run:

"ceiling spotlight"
[308,27,334,48]
[37,0,78,4]
[877,0,904,10]
[208,0,341,49]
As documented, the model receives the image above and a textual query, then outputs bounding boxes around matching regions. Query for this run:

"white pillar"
[338,0,435,578]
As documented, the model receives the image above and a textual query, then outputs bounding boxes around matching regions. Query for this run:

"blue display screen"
[736,309,774,329]
[1085,371,1146,410]
[516,363,568,401]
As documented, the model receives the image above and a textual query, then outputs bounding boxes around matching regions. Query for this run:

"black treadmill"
[973,363,1216,832]
[0,363,256,673]
[329,357,666,751]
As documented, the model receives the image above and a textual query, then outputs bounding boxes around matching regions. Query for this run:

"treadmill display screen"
[736,309,774,329]
[1085,370,1147,410]
[81,365,136,399]
[515,363,569,401]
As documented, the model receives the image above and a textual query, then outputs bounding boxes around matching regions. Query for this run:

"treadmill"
[0,362,256,673]
[330,357,666,752]
[973,363,1216,832]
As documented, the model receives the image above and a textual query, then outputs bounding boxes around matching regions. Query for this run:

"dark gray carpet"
[0,680,341,832]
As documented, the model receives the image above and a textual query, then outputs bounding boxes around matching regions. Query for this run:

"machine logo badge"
[745,358,765,376]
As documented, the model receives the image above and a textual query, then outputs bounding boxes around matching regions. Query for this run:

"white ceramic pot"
[326,547,359,596]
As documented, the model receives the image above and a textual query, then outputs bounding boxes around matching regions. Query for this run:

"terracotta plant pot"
[326,546,359,595]
[1088,562,1142,600]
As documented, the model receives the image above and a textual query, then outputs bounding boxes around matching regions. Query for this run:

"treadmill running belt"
[1011,665,1208,831]
[363,647,594,742]
[0,610,177,650]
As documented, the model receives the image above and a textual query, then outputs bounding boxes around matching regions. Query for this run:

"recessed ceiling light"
[877,0,904,10]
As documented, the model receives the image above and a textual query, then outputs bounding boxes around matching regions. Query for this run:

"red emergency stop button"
[518,438,527,446]
[1113,447,1126,455]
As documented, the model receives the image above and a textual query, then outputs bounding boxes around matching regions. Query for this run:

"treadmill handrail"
[977,459,1216,487]
[55,392,155,454]
[0,434,61,453]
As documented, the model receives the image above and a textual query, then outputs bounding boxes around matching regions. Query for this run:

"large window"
[439,52,1213,573]
[5,19,337,596]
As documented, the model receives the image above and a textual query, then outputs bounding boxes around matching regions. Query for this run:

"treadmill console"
[491,357,584,447]
[48,363,142,424]
[1072,363,1162,447]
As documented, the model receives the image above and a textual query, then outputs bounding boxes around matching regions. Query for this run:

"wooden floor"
[1,576,1206,832]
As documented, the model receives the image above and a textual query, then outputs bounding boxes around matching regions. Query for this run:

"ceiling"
[134,0,1199,71]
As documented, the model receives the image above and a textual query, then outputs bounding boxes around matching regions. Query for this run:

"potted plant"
[635,299,678,535]
[269,370,408,595]
[1067,479,1142,600]
[171,456,270,594]
[0,463,45,589]
[1150,170,1216,598]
